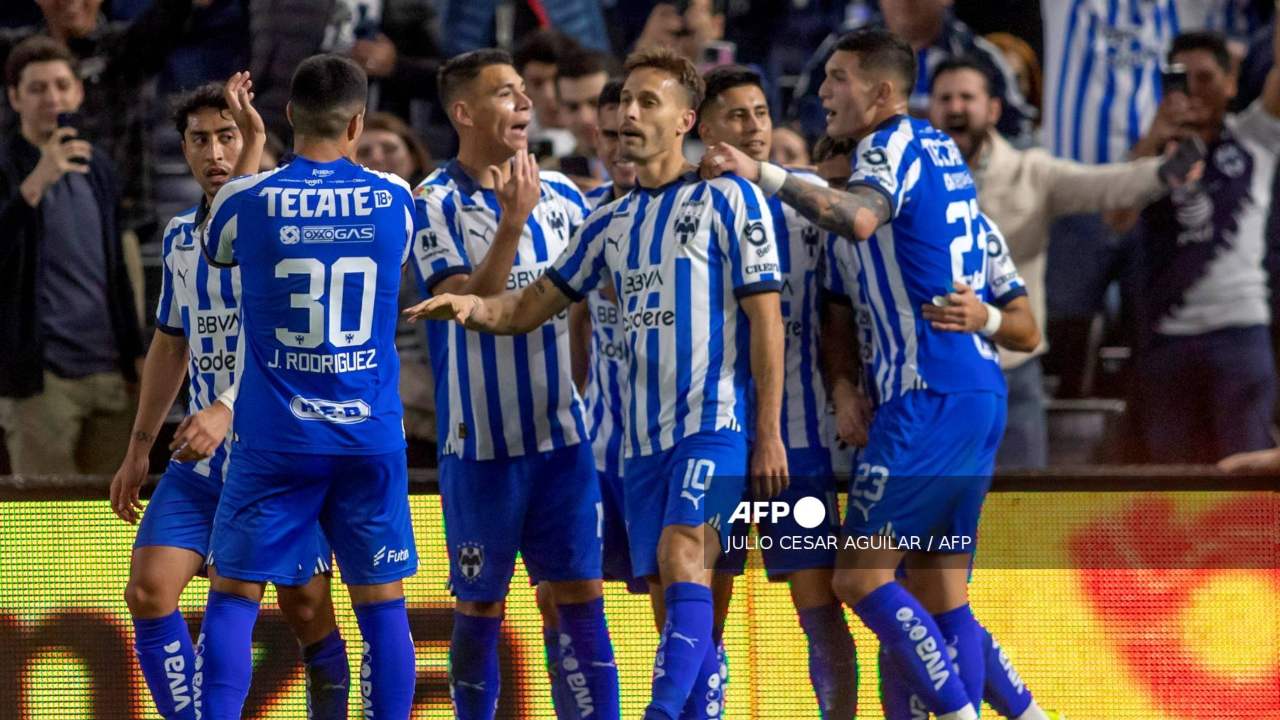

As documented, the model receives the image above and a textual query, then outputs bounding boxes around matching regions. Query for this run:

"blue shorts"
[718,447,841,579]
[440,442,602,602]
[599,467,647,594]
[623,430,748,579]
[210,448,414,586]
[134,462,222,557]
[842,390,1005,550]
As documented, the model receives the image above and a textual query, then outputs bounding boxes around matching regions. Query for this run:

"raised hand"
[701,141,761,182]
[490,149,541,222]
[224,71,264,140]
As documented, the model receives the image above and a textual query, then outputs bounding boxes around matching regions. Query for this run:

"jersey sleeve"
[154,218,186,335]
[541,171,591,232]
[545,207,612,302]
[978,215,1027,306]
[712,176,782,298]
[411,187,471,294]
[847,126,914,219]
[204,181,244,268]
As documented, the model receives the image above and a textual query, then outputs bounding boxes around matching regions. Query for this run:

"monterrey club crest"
[457,542,484,581]
[674,205,701,244]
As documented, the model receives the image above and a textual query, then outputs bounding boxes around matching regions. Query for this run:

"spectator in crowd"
[439,0,609,58]
[0,0,212,233]
[984,31,1041,126]
[770,125,809,167]
[789,0,1032,143]
[928,57,1177,469]
[1125,28,1280,463]
[631,0,726,66]
[348,1,446,131]
[514,28,577,158]
[554,47,615,182]
[0,37,143,474]
[356,111,437,465]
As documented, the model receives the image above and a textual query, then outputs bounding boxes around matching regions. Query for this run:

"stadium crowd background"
[2,0,1280,475]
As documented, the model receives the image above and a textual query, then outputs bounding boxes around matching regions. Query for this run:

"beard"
[944,117,988,159]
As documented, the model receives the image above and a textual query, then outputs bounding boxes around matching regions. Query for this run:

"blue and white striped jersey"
[835,115,1007,404]
[770,169,831,451]
[413,160,591,461]
[156,203,240,480]
[1043,0,1181,164]
[582,183,627,478]
[823,207,1028,406]
[205,156,417,455]
[546,172,781,458]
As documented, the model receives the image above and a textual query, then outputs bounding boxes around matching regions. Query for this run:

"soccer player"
[410,49,618,720]
[696,65,856,719]
[407,46,789,720]
[196,54,418,719]
[703,28,1026,720]
[108,74,350,720]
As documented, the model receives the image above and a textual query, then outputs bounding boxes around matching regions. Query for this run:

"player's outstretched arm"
[820,300,871,448]
[739,291,789,497]
[920,283,1040,352]
[404,275,572,336]
[701,141,889,241]
[110,330,190,524]
[224,71,266,177]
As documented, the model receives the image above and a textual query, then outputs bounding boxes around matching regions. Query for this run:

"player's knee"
[124,576,180,618]
[458,599,505,618]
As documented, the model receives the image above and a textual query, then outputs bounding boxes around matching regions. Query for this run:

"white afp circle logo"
[728,496,827,529]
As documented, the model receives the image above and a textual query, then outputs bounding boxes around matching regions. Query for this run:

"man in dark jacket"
[0,36,143,474]
[0,0,208,232]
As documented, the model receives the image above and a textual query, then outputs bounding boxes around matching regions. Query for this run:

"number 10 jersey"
[204,155,418,455]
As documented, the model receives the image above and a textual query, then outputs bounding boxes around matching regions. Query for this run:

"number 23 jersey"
[205,156,417,455]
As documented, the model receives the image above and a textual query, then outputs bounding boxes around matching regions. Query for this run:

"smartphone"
[701,41,736,68]
[56,112,89,164]
[559,155,592,178]
[1161,64,1188,95]
[1159,135,1207,185]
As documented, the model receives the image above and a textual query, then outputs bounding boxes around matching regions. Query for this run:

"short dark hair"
[5,35,76,89]
[1169,31,1232,73]
[812,134,857,164]
[699,64,765,118]
[513,28,578,73]
[438,48,513,107]
[557,47,618,83]
[623,46,704,110]
[930,56,995,97]
[833,28,917,97]
[598,78,624,108]
[170,82,230,137]
[289,54,368,138]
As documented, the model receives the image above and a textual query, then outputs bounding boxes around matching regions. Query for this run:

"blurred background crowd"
[2,0,1278,474]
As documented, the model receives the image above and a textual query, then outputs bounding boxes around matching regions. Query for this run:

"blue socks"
[797,603,858,720]
[134,610,197,719]
[645,582,713,720]
[302,629,350,720]
[195,590,261,720]
[354,597,416,718]
[852,583,974,718]
[544,626,576,718]
[981,624,1033,718]
[557,598,621,720]
[935,604,985,710]
[450,612,502,720]
[678,632,724,719]
[878,645,928,720]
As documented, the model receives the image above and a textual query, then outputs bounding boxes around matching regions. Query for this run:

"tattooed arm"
[702,141,890,241]
[404,275,573,336]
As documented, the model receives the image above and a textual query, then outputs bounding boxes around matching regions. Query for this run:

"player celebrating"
[407,46,789,720]
[108,75,350,720]
[196,55,418,719]
[411,49,618,720]
[703,28,1021,720]
[697,65,856,719]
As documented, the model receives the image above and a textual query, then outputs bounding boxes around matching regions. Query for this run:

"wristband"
[757,161,787,195]
[216,386,236,411]
[979,303,1003,337]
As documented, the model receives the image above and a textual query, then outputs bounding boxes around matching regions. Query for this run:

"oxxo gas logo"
[728,495,829,528]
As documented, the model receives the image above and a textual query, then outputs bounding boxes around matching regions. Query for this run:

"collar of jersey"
[444,158,488,197]
[635,169,700,196]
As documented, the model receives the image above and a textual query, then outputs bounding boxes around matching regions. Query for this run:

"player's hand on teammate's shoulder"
[169,403,232,463]
[403,293,481,324]
[109,450,149,524]
[490,149,541,221]
[701,142,760,183]
[1218,447,1280,474]
[920,281,987,333]
[224,71,264,141]
[750,434,790,499]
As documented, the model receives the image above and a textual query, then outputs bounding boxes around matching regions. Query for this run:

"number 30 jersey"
[841,114,1007,403]
[204,156,417,455]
